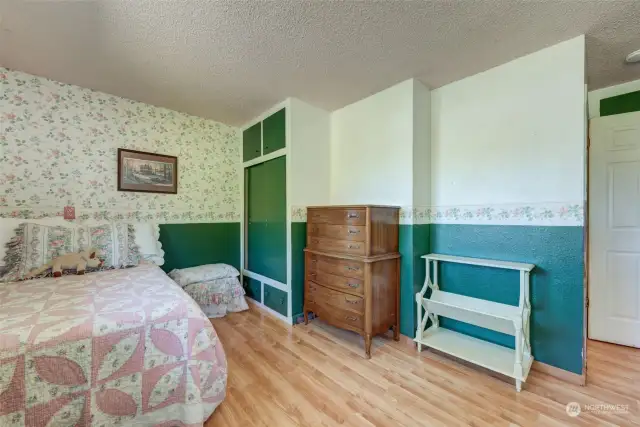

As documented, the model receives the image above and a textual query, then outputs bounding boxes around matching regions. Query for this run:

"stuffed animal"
[25,248,103,279]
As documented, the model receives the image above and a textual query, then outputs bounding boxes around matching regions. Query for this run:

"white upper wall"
[330,79,415,206]
[431,36,586,207]
[413,80,432,208]
[289,98,331,207]
[588,78,640,119]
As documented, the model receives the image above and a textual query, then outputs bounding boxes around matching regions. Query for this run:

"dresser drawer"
[308,208,366,226]
[307,270,364,295]
[307,253,364,280]
[307,282,364,314]
[309,298,364,331]
[307,237,365,256]
[308,224,366,242]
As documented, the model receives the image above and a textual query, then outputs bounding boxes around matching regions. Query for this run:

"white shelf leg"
[514,323,524,392]
[416,259,431,352]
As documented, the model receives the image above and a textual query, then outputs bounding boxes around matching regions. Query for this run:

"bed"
[0,262,227,426]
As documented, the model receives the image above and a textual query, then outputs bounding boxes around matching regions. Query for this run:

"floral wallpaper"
[0,68,241,223]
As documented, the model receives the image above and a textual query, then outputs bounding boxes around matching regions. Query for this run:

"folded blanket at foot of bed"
[169,265,249,318]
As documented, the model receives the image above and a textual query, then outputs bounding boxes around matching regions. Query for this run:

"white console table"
[414,254,535,392]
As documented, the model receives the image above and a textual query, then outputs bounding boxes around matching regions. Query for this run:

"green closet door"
[246,156,287,284]
[243,122,262,162]
[262,109,286,155]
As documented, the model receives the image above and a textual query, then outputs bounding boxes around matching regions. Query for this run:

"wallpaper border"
[0,207,241,223]
[290,203,584,226]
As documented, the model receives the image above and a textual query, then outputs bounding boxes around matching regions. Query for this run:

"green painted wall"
[291,222,307,320]
[429,224,584,374]
[159,223,240,272]
[600,90,640,117]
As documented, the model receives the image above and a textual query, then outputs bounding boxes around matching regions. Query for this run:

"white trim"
[246,297,292,324]
[243,269,288,292]
[240,99,290,131]
[242,148,287,168]
[285,104,293,320]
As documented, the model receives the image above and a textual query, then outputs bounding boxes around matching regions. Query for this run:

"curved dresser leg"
[365,333,372,359]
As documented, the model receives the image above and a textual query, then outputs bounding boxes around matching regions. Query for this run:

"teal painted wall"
[429,224,584,374]
[398,224,430,337]
[601,90,640,117]
[159,223,240,272]
[291,222,307,320]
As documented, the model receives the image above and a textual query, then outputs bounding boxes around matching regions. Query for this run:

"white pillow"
[0,218,74,269]
[168,264,240,287]
[132,223,164,266]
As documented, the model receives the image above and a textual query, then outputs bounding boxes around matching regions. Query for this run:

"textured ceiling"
[1,0,640,126]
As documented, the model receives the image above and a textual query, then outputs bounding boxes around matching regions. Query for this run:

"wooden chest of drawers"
[303,205,400,358]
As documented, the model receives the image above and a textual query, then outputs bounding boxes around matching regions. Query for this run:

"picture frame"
[117,148,178,194]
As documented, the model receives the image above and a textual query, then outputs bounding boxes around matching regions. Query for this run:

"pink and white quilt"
[0,263,227,426]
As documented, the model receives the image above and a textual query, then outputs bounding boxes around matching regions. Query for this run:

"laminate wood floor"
[207,305,639,427]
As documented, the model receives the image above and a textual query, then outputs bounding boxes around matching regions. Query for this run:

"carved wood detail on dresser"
[303,205,400,358]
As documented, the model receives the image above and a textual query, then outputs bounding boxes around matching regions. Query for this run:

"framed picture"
[117,149,178,194]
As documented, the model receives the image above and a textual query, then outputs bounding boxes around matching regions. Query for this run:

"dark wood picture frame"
[117,148,178,194]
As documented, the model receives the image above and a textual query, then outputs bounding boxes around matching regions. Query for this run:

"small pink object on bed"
[0,263,227,426]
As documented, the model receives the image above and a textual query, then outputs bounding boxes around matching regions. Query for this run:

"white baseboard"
[246,297,292,325]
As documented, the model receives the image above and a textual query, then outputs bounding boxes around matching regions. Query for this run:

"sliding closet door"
[246,156,287,284]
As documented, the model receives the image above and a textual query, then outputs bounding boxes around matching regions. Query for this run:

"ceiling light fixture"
[627,49,640,63]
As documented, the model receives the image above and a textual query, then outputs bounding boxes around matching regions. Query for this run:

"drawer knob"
[345,298,358,304]
[348,229,360,235]
[348,244,360,249]
[310,272,317,277]
[345,266,359,272]
[345,316,357,321]
[347,283,359,289]
[347,212,360,219]
[311,259,317,263]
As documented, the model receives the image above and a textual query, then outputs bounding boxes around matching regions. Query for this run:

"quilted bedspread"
[0,263,227,427]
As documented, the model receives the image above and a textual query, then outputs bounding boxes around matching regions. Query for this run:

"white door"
[589,111,640,347]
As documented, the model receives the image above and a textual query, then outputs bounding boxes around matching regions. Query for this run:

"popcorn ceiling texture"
[1,1,639,125]
[0,68,241,223]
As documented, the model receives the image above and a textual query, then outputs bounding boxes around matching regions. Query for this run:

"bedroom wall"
[429,35,586,374]
[0,68,242,269]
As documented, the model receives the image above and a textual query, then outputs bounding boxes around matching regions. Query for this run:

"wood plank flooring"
[207,305,639,427]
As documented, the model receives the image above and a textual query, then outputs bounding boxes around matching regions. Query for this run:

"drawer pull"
[311,259,318,263]
[348,244,360,249]
[345,266,359,272]
[345,298,359,304]
[345,316,358,321]
[348,229,360,235]
[310,272,317,277]
[347,283,359,289]
[347,212,360,219]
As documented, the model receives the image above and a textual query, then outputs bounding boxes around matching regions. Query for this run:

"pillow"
[77,223,140,269]
[0,222,139,281]
[1,222,85,281]
[168,264,240,287]
[132,223,164,266]
[0,217,73,271]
